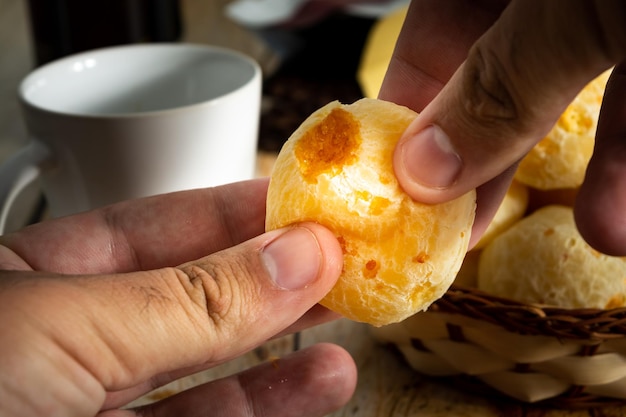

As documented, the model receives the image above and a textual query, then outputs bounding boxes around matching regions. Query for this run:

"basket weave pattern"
[372,285,626,407]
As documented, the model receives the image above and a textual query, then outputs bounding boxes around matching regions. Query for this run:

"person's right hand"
[0,179,356,417]
[381,0,626,254]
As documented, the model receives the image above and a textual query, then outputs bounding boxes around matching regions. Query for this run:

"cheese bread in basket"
[372,70,626,408]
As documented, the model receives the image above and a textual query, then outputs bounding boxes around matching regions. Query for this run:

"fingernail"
[401,125,462,189]
[261,227,322,290]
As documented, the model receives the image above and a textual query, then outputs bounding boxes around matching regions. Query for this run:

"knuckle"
[172,259,259,329]
[462,43,519,123]
[456,40,543,150]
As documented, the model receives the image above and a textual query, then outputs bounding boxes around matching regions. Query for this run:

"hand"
[382,0,626,254]
[0,178,356,417]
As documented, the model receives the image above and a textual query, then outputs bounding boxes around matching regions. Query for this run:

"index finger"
[392,0,625,205]
[0,178,269,274]
[378,0,508,111]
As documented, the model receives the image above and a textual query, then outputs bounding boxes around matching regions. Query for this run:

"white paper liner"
[372,310,626,403]
[479,371,569,403]
[585,376,626,399]
[531,353,626,386]
[396,344,457,376]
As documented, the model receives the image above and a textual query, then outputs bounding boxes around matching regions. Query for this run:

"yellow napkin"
[357,5,408,98]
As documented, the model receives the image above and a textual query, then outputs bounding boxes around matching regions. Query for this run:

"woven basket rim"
[432,285,626,341]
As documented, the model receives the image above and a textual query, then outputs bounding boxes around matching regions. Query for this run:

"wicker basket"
[371,284,626,408]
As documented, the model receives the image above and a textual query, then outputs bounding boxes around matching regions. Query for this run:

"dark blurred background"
[23,0,379,152]
[0,0,402,229]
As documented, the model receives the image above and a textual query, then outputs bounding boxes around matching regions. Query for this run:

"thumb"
[393,0,625,205]
[6,223,343,395]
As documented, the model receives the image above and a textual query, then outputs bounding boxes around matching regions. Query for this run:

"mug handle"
[0,141,50,234]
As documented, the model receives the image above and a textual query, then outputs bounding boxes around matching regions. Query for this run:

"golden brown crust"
[266,98,476,326]
[515,70,610,190]
[478,205,626,309]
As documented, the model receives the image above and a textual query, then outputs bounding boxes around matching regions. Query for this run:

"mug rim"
[18,42,262,119]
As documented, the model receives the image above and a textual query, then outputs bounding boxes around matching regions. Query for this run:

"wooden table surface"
[130,317,626,416]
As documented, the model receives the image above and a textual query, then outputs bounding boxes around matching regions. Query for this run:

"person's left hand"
[0,178,357,417]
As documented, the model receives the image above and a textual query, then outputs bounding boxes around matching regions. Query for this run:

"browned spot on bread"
[295,107,361,183]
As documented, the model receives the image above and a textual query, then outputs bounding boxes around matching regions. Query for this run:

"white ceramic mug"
[0,43,262,233]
